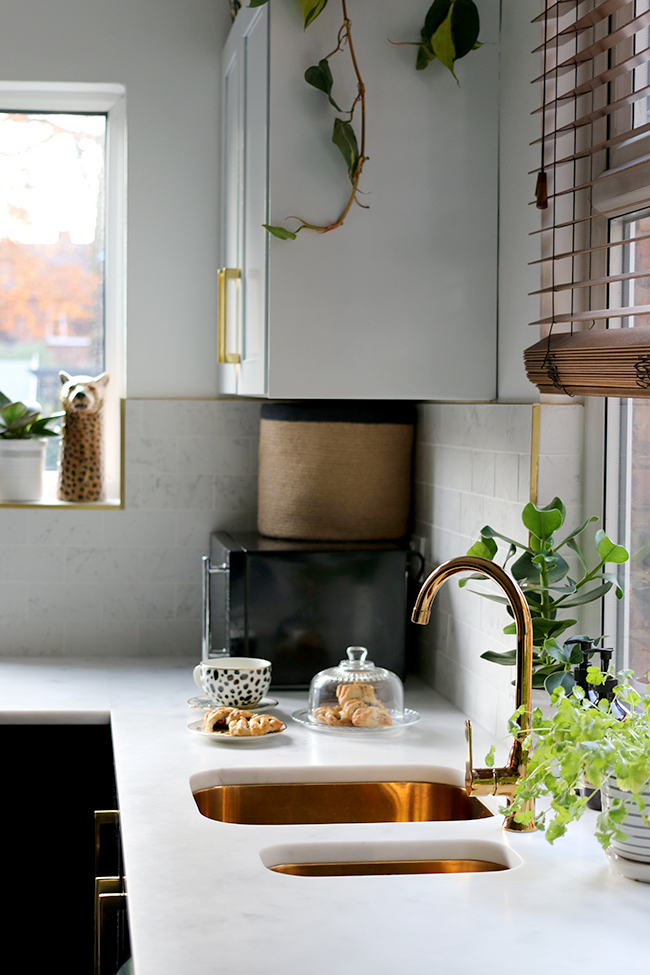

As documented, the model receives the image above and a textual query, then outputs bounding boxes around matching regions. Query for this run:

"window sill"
[0,468,123,510]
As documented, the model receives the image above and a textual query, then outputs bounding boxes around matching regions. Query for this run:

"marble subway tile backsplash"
[412,403,534,737]
[412,402,584,737]
[0,399,261,657]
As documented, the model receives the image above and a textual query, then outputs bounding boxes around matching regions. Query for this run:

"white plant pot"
[0,439,48,502]
[602,778,650,873]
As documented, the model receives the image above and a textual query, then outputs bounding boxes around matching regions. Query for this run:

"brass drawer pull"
[218,267,241,364]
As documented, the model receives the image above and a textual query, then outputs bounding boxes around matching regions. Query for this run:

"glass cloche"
[306,646,405,729]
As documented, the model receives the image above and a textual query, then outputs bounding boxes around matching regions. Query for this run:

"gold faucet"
[411,556,535,832]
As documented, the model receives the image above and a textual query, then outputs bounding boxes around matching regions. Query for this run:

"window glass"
[609,209,650,680]
[0,112,106,468]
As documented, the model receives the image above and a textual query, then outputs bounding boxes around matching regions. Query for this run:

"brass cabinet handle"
[218,267,241,364]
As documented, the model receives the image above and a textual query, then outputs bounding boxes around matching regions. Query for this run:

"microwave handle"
[202,556,231,660]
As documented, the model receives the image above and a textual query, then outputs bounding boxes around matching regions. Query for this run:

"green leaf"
[553,515,599,552]
[512,548,569,585]
[0,391,11,411]
[595,530,629,565]
[332,117,359,180]
[480,649,517,667]
[555,582,613,609]
[449,0,481,60]
[458,572,491,588]
[466,536,497,560]
[430,4,457,79]
[305,59,342,111]
[263,225,298,240]
[544,638,582,665]
[465,589,510,605]
[420,0,481,76]
[416,41,436,71]
[521,498,565,540]
[602,571,624,600]
[0,402,28,428]
[423,0,452,39]
[299,0,327,29]
[248,0,269,6]
[544,670,575,696]
[566,536,589,574]
[479,525,527,550]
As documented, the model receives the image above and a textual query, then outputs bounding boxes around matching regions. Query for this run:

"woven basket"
[258,402,414,541]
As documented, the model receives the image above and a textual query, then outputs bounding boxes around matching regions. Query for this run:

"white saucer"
[187,719,287,743]
[187,695,279,710]
[291,708,420,737]
[605,847,650,883]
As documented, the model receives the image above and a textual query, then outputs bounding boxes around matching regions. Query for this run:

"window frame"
[0,82,127,506]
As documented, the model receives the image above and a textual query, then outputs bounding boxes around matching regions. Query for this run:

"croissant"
[249,714,284,736]
[351,705,392,728]
[336,683,379,706]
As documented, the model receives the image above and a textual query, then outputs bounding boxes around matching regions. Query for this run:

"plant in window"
[463,497,629,694]
[0,393,63,439]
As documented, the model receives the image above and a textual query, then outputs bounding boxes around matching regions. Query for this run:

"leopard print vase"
[58,409,105,503]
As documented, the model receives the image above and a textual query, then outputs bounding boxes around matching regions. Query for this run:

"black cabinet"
[0,723,128,974]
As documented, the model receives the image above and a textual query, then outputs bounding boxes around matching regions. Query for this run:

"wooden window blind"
[525,0,650,396]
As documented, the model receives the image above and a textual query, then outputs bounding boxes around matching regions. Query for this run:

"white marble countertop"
[0,656,647,975]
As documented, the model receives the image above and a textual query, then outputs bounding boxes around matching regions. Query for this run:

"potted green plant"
[499,670,650,879]
[0,393,63,502]
[462,497,629,694]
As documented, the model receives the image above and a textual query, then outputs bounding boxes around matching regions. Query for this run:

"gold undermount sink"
[260,839,521,877]
[191,765,493,826]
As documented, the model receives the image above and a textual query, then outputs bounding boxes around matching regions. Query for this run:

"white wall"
[0,0,231,398]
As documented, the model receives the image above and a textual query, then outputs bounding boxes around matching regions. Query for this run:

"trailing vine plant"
[251,0,367,241]
[250,0,483,241]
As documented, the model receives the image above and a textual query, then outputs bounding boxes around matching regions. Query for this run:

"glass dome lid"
[308,647,404,729]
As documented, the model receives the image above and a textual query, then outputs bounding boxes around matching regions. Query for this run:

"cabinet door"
[218,5,269,397]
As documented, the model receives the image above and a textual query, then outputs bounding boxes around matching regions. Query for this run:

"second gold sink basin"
[193,776,492,826]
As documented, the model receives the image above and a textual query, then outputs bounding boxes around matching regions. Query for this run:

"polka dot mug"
[193,657,272,708]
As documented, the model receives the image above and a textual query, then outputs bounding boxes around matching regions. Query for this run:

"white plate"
[187,719,287,743]
[187,695,279,710]
[291,708,421,737]
[605,847,650,883]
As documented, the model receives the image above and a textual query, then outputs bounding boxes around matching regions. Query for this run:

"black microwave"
[203,531,416,688]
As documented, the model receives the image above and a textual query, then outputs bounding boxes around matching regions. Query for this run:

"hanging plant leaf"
[263,224,297,240]
[299,0,328,29]
[305,59,342,111]
[332,118,359,180]
[416,38,436,71]
[418,0,481,80]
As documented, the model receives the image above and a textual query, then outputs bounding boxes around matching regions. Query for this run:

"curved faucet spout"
[411,556,535,832]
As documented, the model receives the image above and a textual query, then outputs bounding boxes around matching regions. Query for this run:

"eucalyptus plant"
[0,392,63,439]
[495,671,650,849]
[463,497,629,694]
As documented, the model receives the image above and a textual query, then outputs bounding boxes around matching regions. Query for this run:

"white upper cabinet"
[219,0,499,400]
